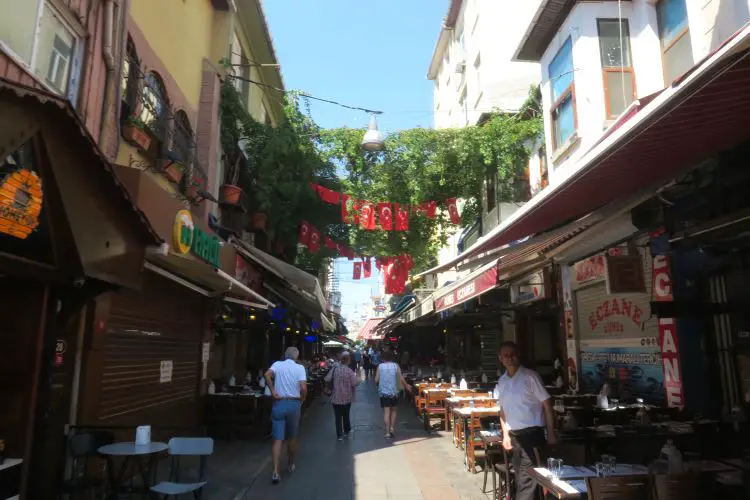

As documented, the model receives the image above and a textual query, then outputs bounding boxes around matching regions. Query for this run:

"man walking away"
[353,349,362,372]
[325,351,359,440]
[265,346,307,484]
[495,341,557,500]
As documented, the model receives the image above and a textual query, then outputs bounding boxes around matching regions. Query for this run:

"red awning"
[427,23,750,273]
[433,259,499,313]
[358,318,384,340]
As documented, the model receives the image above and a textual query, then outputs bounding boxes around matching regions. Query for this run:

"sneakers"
[272,472,280,484]
[337,436,343,441]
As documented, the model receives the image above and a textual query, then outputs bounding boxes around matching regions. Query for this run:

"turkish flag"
[445,198,461,225]
[416,201,437,218]
[353,262,362,280]
[324,236,336,251]
[395,203,409,231]
[360,201,376,230]
[341,194,352,223]
[363,257,372,278]
[308,226,321,253]
[377,202,393,230]
[298,221,311,246]
[314,184,341,204]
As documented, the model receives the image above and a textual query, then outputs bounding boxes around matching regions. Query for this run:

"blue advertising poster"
[579,346,665,405]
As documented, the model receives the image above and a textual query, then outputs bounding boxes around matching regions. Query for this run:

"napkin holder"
[135,425,151,445]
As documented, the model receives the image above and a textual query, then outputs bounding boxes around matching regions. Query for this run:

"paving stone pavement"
[237,380,493,500]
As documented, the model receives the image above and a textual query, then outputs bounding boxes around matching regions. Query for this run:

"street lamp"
[361,113,385,152]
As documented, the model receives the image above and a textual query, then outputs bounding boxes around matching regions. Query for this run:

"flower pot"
[161,162,184,185]
[252,212,267,231]
[221,184,242,204]
[123,125,152,151]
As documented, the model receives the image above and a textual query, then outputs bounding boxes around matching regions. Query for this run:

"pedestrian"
[264,346,307,484]
[353,348,362,373]
[374,350,411,439]
[325,352,359,440]
[495,341,557,500]
[369,349,380,380]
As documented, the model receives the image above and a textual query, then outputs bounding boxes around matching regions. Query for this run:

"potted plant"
[221,157,242,204]
[156,159,184,185]
[122,115,152,151]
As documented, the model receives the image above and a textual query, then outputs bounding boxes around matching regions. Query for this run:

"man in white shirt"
[264,346,307,484]
[495,341,557,500]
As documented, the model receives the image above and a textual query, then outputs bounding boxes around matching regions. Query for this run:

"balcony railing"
[120,58,212,205]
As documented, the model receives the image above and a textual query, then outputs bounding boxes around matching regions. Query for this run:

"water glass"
[595,462,607,477]
[601,454,616,474]
[547,457,562,478]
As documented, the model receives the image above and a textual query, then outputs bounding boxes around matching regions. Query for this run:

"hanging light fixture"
[361,113,385,152]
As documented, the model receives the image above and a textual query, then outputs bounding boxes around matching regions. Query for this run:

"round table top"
[98,441,168,456]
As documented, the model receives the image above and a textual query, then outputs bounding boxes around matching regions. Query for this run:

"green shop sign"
[173,210,221,267]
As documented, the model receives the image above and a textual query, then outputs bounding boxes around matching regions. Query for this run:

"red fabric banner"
[394,203,409,231]
[377,202,393,230]
[298,221,311,246]
[445,198,461,225]
[313,183,341,204]
[341,194,352,223]
[324,236,336,251]
[308,226,321,253]
[353,262,362,280]
[363,257,372,278]
[415,201,437,218]
[360,201,376,230]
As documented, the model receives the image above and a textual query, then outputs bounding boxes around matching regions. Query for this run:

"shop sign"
[652,254,684,408]
[173,210,221,267]
[579,346,664,404]
[55,339,66,367]
[573,255,606,286]
[510,270,547,305]
[0,168,43,240]
[434,266,498,313]
[587,297,645,334]
[159,360,173,383]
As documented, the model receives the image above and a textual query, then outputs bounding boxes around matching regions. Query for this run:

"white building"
[427,0,543,129]
[516,0,750,189]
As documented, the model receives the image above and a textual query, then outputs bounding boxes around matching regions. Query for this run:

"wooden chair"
[585,475,650,500]
[424,390,449,431]
[652,473,702,500]
[474,399,497,408]
[452,401,470,448]
[466,413,487,472]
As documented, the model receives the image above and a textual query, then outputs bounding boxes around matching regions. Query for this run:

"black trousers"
[333,403,352,437]
[510,427,546,500]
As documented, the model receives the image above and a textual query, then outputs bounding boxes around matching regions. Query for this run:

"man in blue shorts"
[264,346,307,484]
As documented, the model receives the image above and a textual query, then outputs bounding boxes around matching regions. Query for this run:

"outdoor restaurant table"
[528,464,649,499]
[452,406,500,466]
[98,441,168,499]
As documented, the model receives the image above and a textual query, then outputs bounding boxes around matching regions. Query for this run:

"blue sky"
[263,0,447,330]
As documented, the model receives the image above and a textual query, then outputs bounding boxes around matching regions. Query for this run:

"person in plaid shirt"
[325,351,359,440]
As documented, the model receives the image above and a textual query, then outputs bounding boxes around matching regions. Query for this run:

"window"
[121,38,139,113]
[173,110,193,164]
[230,32,250,106]
[0,1,82,101]
[598,19,636,119]
[548,38,576,149]
[140,72,168,136]
[657,0,693,83]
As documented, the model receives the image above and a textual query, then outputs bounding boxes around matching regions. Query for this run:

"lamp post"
[361,113,385,152]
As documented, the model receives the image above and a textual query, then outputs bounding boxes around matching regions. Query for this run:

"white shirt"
[269,359,307,398]
[495,366,550,431]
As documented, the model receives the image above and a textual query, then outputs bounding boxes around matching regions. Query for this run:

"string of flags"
[310,183,461,228]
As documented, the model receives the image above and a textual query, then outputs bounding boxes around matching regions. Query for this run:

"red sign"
[574,255,606,284]
[652,254,684,409]
[235,255,262,292]
[587,297,645,334]
[434,266,498,313]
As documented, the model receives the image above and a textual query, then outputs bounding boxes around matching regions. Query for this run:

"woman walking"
[375,350,411,438]
[325,352,359,440]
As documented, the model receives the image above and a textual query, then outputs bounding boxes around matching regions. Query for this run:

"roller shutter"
[98,272,205,426]
[574,245,663,404]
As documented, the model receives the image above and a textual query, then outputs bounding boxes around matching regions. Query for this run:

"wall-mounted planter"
[221,184,242,204]
[123,125,152,151]
[157,160,184,185]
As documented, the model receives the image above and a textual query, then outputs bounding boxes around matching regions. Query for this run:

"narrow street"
[239,379,492,500]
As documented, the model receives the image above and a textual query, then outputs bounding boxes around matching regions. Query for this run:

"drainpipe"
[98,0,120,152]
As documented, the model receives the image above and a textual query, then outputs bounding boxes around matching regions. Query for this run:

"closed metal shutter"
[574,245,662,403]
[98,272,205,426]
[479,329,500,372]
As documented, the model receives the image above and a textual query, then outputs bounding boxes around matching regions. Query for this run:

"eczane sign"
[652,254,685,409]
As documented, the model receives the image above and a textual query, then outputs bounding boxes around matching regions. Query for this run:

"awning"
[232,238,327,310]
[146,251,275,309]
[358,318,385,340]
[264,282,335,331]
[433,259,499,313]
[422,22,750,276]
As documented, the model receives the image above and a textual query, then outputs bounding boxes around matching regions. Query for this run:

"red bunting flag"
[352,199,360,225]
[360,201,376,230]
[324,236,336,251]
[415,201,437,218]
[353,262,362,280]
[394,203,409,231]
[308,226,321,253]
[313,183,341,204]
[445,198,461,225]
[298,221,311,246]
[363,257,372,278]
[377,202,393,230]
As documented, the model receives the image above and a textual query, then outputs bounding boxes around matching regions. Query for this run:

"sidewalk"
[235,379,493,500]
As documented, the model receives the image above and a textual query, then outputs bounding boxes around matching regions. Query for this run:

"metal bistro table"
[98,441,168,498]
